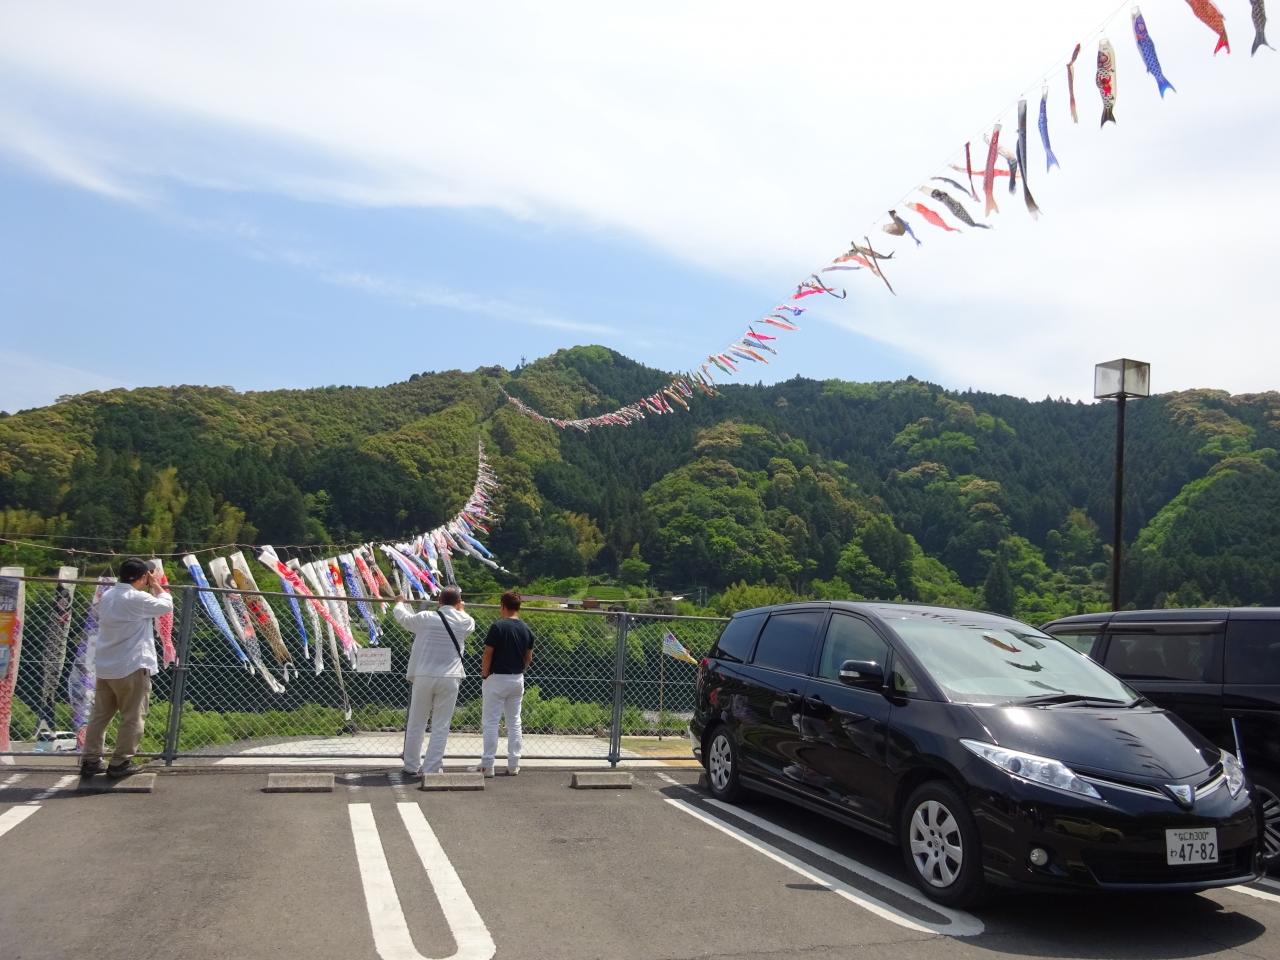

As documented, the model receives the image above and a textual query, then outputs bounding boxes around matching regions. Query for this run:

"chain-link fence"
[0,574,726,765]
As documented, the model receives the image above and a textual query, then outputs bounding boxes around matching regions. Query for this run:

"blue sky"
[0,115,912,412]
[1,1,1277,413]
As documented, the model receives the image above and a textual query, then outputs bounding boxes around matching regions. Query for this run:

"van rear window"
[712,612,766,663]
[1226,619,1280,684]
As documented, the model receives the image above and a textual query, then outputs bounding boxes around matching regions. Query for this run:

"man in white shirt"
[394,586,474,777]
[81,557,173,778]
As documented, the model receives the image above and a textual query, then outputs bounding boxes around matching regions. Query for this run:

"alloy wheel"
[909,799,964,888]
[1259,785,1280,863]
[708,733,733,793]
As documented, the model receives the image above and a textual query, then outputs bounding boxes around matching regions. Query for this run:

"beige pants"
[82,669,152,766]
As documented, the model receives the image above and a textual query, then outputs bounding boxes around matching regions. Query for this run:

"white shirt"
[395,602,475,679]
[95,582,173,680]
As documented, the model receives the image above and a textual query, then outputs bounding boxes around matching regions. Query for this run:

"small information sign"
[354,647,393,673]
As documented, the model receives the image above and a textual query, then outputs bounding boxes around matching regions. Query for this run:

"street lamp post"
[1094,359,1151,611]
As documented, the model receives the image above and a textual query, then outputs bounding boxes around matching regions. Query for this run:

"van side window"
[712,612,766,663]
[1225,619,1280,684]
[751,611,825,675]
[1104,632,1219,682]
[891,659,921,695]
[817,614,888,682]
[1048,631,1101,656]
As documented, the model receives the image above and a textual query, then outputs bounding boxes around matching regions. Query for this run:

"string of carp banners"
[503,0,1271,434]
[31,447,507,700]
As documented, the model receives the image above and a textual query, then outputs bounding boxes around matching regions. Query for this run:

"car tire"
[1252,769,1280,872]
[901,781,985,908]
[704,725,744,803]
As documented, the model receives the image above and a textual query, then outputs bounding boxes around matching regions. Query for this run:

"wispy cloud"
[176,214,612,337]
[0,115,147,203]
[325,270,612,336]
[0,349,128,412]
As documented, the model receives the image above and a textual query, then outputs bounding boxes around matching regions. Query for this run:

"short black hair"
[119,557,150,584]
[438,586,462,606]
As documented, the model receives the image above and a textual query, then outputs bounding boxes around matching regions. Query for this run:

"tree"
[618,545,650,586]
[836,543,894,599]
[982,553,1016,615]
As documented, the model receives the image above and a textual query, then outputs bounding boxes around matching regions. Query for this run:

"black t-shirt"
[485,617,535,675]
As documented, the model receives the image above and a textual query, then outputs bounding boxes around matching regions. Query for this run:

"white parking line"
[25,774,78,805]
[668,798,983,937]
[398,803,495,958]
[1229,882,1280,905]
[348,802,495,960]
[1254,876,1280,893]
[653,772,681,787]
[0,805,40,839]
[1,773,29,791]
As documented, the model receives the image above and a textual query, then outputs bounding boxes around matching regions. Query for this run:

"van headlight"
[961,739,1101,800]
[1221,750,1245,799]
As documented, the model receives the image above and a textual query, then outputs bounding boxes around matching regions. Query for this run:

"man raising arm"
[81,557,172,778]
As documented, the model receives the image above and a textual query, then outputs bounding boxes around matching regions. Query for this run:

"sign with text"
[354,646,393,673]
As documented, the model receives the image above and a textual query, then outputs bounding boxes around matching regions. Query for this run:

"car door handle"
[804,695,827,710]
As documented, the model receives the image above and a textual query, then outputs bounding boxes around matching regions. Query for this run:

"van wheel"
[1253,770,1280,871]
[901,782,985,908]
[704,726,743,802]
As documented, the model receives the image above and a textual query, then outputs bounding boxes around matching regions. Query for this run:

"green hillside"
[3,347,1278,619]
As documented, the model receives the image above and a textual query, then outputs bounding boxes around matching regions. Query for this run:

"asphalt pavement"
[2,765,1279,960]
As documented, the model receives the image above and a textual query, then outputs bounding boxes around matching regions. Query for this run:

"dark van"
[1042,608,1280,868]
[691,602,1261,906]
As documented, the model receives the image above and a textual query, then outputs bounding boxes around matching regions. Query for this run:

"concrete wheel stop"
[570,770,633,789]
[264,772,335,793]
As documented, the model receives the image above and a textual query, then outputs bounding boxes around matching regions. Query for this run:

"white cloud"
[0,1,1276,399]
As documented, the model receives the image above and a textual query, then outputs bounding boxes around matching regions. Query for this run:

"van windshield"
[885,613,1137,705]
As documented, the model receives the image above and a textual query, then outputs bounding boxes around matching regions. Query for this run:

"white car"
[33,729,79,753]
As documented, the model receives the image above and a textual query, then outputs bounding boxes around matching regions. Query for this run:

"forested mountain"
[3,346,1278,619]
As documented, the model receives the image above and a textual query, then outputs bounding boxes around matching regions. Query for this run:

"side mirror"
[839,659,884,688]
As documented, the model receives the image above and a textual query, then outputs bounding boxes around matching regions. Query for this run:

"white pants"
[481,673,524,771]
[403,675,461,773]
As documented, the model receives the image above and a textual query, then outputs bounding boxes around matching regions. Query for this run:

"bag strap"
[437,609,463,658]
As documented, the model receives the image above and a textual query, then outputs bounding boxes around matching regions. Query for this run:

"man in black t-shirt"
[473,591,535,776]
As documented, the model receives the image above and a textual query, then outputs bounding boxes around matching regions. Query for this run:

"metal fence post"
[607,613,629,767]
[163,587,196,766]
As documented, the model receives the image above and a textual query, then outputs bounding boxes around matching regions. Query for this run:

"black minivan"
[1041,608,1280,869]
[691,601,1262,906]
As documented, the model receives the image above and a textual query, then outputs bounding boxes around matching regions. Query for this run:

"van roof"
[1043,607,1280,629]
[732,600,1032,630]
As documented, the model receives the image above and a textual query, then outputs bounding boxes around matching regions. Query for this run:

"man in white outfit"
[473,591,535,777]
[81,557,173,778]
[394,586,474,777]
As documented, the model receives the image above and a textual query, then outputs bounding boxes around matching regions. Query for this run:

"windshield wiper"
[1016,693,1135,707]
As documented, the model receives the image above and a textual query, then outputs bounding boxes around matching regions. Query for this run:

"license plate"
[1166,828,1218,865]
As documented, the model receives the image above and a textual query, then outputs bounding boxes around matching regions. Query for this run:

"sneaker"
[397,767,422,778]
[468,764,495,778]
[504,767,520,777]
[106,762,137,779]
[79,760,108,777]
